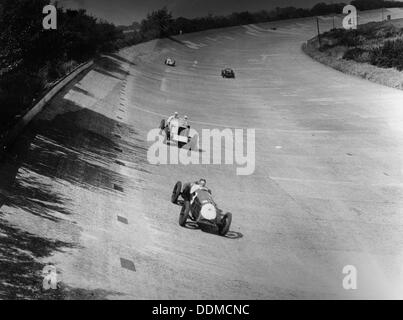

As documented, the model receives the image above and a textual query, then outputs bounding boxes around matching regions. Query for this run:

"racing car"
[221,68,235,78]
[171,181,232,236]
[165,58,176,67]
[160,117,192,148]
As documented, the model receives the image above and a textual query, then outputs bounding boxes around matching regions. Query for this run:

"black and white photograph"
[1,0,403,303]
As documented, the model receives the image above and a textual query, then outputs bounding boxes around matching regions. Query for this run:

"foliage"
[0,1,123,131]
[370,39,403,70]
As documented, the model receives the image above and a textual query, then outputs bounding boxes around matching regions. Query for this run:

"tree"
[140,7,173,40]
[0,0,49,69]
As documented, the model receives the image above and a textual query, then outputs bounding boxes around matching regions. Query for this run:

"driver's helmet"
[174,112,179,118]
[198,179,206,187]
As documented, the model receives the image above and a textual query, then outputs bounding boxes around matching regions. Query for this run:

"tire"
[181,183,191,201]
[179,201,190,227]
[171,181,182,204]
[160,119,166,130]
[219,212,232,236]
[165,126,170,141]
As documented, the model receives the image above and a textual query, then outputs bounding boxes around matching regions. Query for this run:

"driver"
[190,178,208,195]
[182,179,210,202]
[165,112,179,141]
[167,112,179,127]
[183,115,189,126]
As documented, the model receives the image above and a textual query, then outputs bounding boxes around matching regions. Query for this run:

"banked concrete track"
[1,9,403,299]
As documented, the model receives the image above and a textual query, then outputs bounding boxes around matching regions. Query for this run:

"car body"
[171,181,232,236]
[160,117,191,148]
[165,58,176,66]
[221,68,235,78]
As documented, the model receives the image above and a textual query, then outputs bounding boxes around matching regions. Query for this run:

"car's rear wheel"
[160,119,166,130]
[171,181,182,204]
[219,212,232,236]
[179,201,190,227]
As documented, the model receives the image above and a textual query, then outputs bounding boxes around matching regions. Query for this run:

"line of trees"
[118,1,403,48]
[351,0,403,10]
[117,4,350,47]
[0,0,122,131]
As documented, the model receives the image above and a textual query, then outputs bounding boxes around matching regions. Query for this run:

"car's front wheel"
[179,201,190,227]
[171,181,182,204]
[219,212,232,236]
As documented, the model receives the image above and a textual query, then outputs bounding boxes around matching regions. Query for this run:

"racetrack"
[1,8,403,299]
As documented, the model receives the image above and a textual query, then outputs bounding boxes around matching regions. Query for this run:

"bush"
[370,39,403,70]
[344,47,370,63]
[0,71,44,127]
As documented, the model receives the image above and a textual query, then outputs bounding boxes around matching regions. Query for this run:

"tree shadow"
[0,53,150,223]
[166,36,187,46]
[71,86,94,97]
[1,96,149,194]
[0,55,149,299]
[3,174,73,222]
[0,217,74,299]
[47,284,125,300]
[94,56,130,80]
[104,53,136,67]
[0,216,123,300]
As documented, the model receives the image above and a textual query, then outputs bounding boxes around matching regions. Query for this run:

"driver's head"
[198,179,206,187]
[174,112,179,118]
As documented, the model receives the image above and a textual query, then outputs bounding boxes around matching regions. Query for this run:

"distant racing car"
[160,117,191,149]
[221,68,235,78]
[171,181,232,236]
[165,58,176,66]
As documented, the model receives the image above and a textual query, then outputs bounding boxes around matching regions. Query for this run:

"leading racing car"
[171,181,232,236]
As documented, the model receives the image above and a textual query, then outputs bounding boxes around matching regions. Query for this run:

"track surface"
[1,9,403,299]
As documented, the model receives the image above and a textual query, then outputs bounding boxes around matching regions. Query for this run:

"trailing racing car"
[221,68,235,78]
[171,181,232,236]
[160,117,191,149]
[165,58,176,67]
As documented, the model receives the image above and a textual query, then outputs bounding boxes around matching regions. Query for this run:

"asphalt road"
[1,8,403,299]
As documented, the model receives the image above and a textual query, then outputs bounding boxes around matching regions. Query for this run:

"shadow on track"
[104,53,137,67]
[166,36,187,46]
[185,221,243,240]
[94,56,130,80]
[0,55,148,299]
[0,216,123,299]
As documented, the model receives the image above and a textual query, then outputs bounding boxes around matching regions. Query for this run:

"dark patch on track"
[115,160,126,166]
[117,216,128,224]
[120,258,136,272]
[114,184,124,193]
